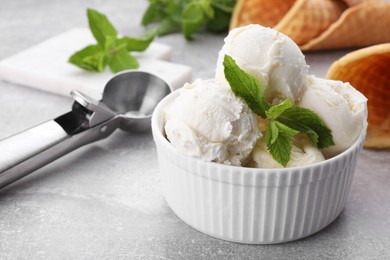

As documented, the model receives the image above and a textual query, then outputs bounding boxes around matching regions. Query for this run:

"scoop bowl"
[103,70,171,132]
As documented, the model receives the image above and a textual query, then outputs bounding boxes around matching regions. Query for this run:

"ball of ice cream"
[164,79,261,166]
[215,24,308,104]
[299,76,368,158]
[248,134,325,168]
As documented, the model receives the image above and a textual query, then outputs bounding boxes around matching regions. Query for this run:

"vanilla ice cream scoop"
[248,134,325,168]
[164,79,261,166]
[215,24,308,104]
[299,76,368,158]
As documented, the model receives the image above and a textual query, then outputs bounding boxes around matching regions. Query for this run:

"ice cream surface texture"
[215,24,308,104]
[248,134,325,168]
[299,76,368,158]
[164,79,261,166]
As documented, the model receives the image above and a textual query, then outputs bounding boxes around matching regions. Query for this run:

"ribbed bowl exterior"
[152,91,365,244]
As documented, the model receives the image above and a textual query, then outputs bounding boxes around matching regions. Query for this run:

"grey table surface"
[1,0,389,259]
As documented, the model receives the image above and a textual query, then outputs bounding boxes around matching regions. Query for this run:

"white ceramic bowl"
[152,90,366,244]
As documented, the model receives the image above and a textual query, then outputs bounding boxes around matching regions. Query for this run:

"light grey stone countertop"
[0,0,389,259]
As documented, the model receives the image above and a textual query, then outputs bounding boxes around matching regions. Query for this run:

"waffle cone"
[230,0,296,29]
[274,0,346,46]
[342,0,381,7]
[301,2,390,51]
[326,44,390,148]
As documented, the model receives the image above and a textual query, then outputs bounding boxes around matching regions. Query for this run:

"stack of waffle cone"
[274,0,347,46]
[231,0,295,28]
[327,43,390,148]
[230,0,390,51]
[342,0,376,7]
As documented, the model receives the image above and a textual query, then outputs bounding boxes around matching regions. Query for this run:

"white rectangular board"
[0,28,192,100]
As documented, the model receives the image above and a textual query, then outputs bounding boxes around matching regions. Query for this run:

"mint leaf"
[69,9,154,73]
[141,0,178,26]
[108,46,139,73]
[275,121,300,137]
[157,18,181,36]
[68,44,106,72]
[265,120,299,166]
[266,127,292,167]
[223,55,269,118]
[117,29,156,52]
[266,120,279,145]
[87,9,117,50]
[142,2,158,26]
[200,0,215,19]
[305,129,319,147]
[278,106,334,149]
[182,2,205,39]
[266,99,293,120]
[141,0,234,39]
[206,7,231,32]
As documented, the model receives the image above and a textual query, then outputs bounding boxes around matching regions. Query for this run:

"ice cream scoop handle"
[0,116,118,190]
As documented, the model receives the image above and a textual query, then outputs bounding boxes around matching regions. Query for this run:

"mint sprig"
[142,0,236,39]
[223,55,334,167]
[69,9,156,73]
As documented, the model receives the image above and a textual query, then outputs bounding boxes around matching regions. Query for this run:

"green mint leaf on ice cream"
[266,120,299,167]
[277,107,335,149]
[223,55,269,118]
[223,54,334,167]
[266,99,293,120]
[69,9,156,73]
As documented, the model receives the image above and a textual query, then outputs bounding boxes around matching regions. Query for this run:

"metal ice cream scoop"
[0,71,171,189]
